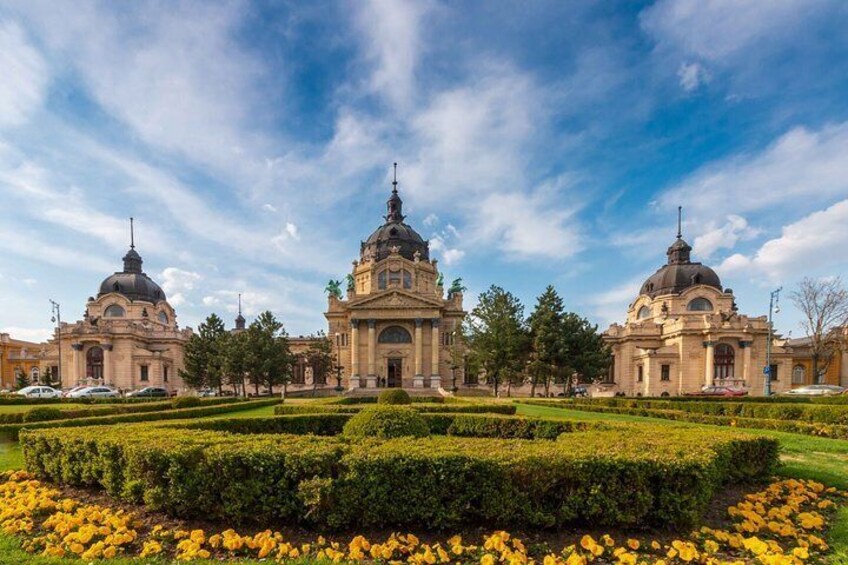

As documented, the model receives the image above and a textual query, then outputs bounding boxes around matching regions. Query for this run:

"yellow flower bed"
[0,471,843,564]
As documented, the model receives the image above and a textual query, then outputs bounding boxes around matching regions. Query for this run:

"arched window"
[792,364,806,385]
[104,304,126,317]
[86,346,104,381]
[158,311,169,324]
[637,306,651,319]
[687,297,713,312]
[378,270,387,290]
[714,343,734,381]
[403,270,412,289]
[30,367,40,382]
[378,326,412,344]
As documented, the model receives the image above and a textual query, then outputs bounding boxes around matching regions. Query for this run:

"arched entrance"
[86,346,104,383]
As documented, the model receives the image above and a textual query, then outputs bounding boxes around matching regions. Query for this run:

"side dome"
[640,236,722,298]
[360,164,430,263]
[98,246,167,303]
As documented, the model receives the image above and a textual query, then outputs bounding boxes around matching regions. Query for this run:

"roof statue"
[325,279,343,299]
[436,273,444,287]
[447,278,467,298]
[345,274,355,293]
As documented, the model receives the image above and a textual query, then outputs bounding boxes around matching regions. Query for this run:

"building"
[786,327,848,388]
[603,216,792,397]
[0,333,48,389]
[41,226,192,392]
[284,167,468,392]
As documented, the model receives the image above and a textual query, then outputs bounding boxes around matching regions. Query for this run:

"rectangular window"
[769,364,778,382]
[637,365,643,382]
[661,364,670,381]
[140,366,149,382]
[163,366,169,382]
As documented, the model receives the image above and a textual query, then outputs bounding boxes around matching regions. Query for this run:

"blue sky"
[1,0,847,342]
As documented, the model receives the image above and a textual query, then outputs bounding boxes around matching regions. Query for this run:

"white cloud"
[0,326,52,343]
[677,62,709,92]
[22,278,37,286]
[262,203,277,213]
[0,20,48,128]
[285,222,300,240]
[429,234,464,266]
[718,199,848,280]
[588,277,645,327]
[353,0,430,110]
[693,215,758,258]
[658,122,848,219]
[202,296,220,307]
[159,267,201,306]
[422,213,439,227]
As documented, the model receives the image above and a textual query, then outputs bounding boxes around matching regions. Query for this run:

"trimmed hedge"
[20,422,778,530]
[571,398,848,426]
[274,403,517,416]
[321,395,447,405]
[343,406,429,438]
[0,398,238,425]
[377,389,412,405]
[554,402,848,439]
[0,399,280,439]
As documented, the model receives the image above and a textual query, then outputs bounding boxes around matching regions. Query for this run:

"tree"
[42,367,59,388]
[560,312,611,388]
[527,286,567,397]
[244,311,294,395]
[14,368,29,390]
[790,277,848,382]
[179,314,228,392]
[305,332,336,393]
[222,330,249,396]
[466,286,530,397]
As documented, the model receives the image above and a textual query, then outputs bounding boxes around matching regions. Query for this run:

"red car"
[684,386,748,397]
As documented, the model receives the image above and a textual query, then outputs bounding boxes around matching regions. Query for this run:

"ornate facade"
[603,220,792,397]
[0,334,47,389]
[41,232,191,392]
[320,169,467,391]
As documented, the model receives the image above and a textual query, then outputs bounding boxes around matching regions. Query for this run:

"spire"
[235,293,246,330]
[677,206,682,239]
[385,162,405,223]
[122,217,143,273]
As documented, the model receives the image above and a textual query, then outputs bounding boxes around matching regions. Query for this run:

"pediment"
[348,290,444,310]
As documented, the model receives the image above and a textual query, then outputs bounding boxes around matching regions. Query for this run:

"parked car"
[684,385,748,397]
[67,386,119,399]
[781,384,846,397]
[566,385,589,398]
[61,386,88,398]
[126,386,170,398]
[197,389,218,398]
[16,385,62,399]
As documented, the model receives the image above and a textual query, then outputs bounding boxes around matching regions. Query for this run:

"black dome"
[640,237,721,298]
[98,246,166,303]
[361,168,429,263]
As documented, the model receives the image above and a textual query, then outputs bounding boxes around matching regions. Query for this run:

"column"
[704,341,715,387]
[103,344,113,387]
[366,319,377,388]
[71,344,83,384]
[430,319,441,389]
[643,351,652,396]
[740,341,752,387]
[349,320,360,386]
[414,319,424,388]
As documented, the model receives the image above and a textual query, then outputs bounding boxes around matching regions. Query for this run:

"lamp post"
[764,287,782,397]
[49,299,62,389]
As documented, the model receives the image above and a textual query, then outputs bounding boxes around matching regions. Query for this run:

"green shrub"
[22,407,64,423]
[20,421,778,530]
[274,402,516,416]
[172,396,202,409]
[343,406,429,439]
[377,389,412,405]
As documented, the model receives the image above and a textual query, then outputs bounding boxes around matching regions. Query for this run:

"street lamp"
[49,299,62,388]
[764,287,782,397]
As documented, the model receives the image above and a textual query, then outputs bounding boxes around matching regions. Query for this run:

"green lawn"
[0,404,91,414]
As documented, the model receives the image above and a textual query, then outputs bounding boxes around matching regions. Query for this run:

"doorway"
[387,358,403,388]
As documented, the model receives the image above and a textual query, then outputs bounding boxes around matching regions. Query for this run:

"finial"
[238,293,242,316]
[130,217,135,249]
[677,206,682,239]
[392,162,398,194]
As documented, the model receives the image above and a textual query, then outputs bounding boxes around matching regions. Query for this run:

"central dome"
[98,246,167,303]
[640,236,721,298]
[360,165,430,263]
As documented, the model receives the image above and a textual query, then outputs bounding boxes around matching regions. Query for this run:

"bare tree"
[790,277,848,382]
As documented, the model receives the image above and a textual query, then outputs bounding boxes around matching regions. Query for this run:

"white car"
[782,384,846,396]
[16,385,62,399]
[62,386,88,398]
[67,386,119,399]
